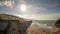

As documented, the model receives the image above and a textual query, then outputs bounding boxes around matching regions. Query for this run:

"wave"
[30,23,52,30]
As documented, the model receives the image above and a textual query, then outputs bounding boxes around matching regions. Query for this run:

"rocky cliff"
[0,14,32,34]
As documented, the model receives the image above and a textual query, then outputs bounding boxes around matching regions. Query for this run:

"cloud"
[0,0,59,20]
[0,1,3,6]
[0,0,60,20]
[17,13,60,20]
[0,0,14,7]
[20,5,48,14]
[25,0,60,13]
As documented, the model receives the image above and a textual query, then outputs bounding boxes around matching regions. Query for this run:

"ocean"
[29,20,56,30]
[33,20,55,26]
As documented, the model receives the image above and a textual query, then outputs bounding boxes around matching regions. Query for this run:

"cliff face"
[0,14,32,34]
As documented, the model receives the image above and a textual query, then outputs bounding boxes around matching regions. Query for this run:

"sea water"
[33,20,55,26]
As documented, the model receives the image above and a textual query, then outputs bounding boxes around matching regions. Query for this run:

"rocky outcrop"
[0,14,33,34]
[51,19,60,34]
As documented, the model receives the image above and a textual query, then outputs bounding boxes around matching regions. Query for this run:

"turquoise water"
[33,20,55,26]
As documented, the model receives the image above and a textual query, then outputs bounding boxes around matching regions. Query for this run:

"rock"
[0,14,33,34]
[51,19,60,34]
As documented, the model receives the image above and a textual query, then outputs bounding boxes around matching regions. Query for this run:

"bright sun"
[20,4,27,11]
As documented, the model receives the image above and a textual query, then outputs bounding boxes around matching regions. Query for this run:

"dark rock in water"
[55,19,60,28]
[0,14,33,34]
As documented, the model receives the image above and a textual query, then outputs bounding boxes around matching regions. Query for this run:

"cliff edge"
[0,14,33,34]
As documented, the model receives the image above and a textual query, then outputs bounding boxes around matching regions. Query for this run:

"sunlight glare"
[20,4,27,11]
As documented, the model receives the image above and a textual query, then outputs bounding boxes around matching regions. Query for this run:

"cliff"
[0,14,32,34]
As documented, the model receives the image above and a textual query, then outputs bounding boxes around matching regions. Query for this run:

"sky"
[0,0,60,20]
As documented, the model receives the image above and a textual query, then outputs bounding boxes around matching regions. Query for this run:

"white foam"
[30,23,52,30]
